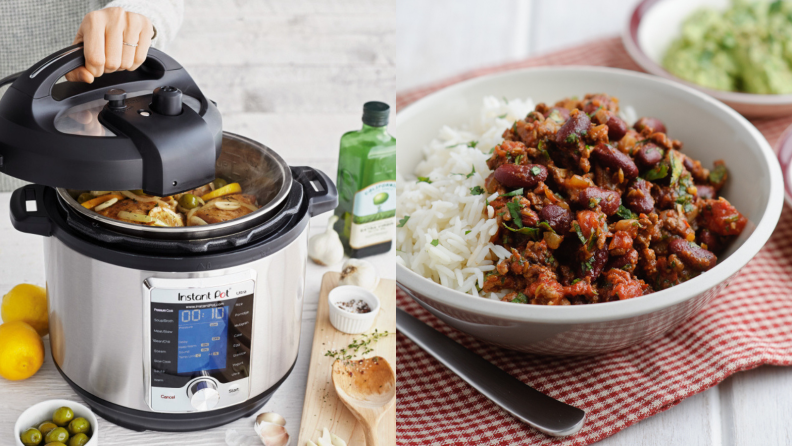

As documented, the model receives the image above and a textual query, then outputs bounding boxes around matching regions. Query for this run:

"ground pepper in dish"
[480,93,747,305]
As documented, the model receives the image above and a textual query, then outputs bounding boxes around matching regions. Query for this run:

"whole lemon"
[1,284,48,336]
[0,321,44,380]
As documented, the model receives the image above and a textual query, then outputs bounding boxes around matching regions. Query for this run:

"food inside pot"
[76,179,260,227]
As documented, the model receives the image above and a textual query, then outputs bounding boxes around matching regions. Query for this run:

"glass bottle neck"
[361,123,389,133]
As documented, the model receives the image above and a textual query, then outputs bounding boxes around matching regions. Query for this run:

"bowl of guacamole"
[624,0,792,118]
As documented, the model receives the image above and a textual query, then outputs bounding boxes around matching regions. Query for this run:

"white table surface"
[397,1,792,445]
[0,0,395,444]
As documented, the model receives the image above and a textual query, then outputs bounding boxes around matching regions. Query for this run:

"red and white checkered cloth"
[396,37,792,445]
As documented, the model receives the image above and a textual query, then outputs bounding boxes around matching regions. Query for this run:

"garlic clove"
[338,258,380,291]
[308,215,345,266]
[255,412,287,428]
[330,433,347,446]
[258,422,290,446]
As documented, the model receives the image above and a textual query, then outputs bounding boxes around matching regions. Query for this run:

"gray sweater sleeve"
[103,0,184,49]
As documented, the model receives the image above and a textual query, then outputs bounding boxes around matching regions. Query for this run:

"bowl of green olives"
[15,399,97,446]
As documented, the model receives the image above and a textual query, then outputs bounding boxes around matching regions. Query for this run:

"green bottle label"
[349,180,396,249]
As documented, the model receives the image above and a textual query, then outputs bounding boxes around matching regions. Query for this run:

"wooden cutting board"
[297,272,396,446]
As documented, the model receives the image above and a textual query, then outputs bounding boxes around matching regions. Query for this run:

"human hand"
[65,7,155,83]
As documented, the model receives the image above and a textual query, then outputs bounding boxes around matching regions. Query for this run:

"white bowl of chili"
[395,66,783,355]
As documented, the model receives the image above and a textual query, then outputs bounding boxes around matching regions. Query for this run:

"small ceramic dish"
[328,285,380,334]
[623,0,792,118]
[15,399,99,446]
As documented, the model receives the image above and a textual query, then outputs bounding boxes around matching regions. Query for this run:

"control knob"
[187,379,220,411]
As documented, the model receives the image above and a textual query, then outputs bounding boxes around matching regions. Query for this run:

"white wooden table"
[397,1,792,445]
[0,0,395,444]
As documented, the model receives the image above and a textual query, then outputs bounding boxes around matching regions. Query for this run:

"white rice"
[396,96,639,298]
[395,96,534,296]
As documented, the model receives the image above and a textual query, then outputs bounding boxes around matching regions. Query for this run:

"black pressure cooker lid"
[0,44,222,196]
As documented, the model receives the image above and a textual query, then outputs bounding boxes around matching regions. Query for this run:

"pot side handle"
[10,184,52,237]
[291,166,338,217]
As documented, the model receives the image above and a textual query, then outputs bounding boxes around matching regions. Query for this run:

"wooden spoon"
[332,356,396,446]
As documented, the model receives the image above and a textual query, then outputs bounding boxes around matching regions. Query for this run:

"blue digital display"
[177,306,228,374]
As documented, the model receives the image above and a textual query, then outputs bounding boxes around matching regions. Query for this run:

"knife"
[396,285,586,437]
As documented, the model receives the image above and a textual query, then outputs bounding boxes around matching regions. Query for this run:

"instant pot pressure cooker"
[0,45,337,431]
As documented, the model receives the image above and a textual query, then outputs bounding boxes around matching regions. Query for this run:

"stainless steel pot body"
[43,229,307,413]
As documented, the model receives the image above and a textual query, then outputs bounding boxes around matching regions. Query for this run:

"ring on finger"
[123,42,138,47]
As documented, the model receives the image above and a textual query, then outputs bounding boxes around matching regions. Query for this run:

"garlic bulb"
[338,258,379,291]
[254,412,290,446]
[308,216,344,266]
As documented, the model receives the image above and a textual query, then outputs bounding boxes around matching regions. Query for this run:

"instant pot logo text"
[177,289,232,301]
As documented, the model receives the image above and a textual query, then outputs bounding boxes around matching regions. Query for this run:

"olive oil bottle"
[333,102,396,258]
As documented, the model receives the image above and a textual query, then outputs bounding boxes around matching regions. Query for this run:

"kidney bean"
[606,115,628,141]
[697,229,722,254]
[577,248,609,281]
[493,164,548,189]
[607,248,639,272]
[546,106,570,123]
[633,142,664,168]
[668,238,717,271]
[695,184,716,200]
[591,143,639,179]
[484,172,501,194]
[634,117,667,134]
[539,204,572,233]
[624,178,655,215]
[554,111,590,147]
[575,186,621,216]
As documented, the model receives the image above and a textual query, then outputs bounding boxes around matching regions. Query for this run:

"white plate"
[14,399,99,446]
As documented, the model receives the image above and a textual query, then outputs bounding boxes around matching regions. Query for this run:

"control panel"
[144,272,256,412]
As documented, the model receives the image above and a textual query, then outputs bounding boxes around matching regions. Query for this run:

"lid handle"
[10,185,52,237]
[291,166,338,217]
[13,44,187,101]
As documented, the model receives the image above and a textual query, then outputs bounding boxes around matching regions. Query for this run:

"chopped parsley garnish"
[446,142,460,148]
[511,122,518,133]
[468,140,479,148]
[622,263,633,270]
[417,176,432,183]
[489,146,496,154]
[644,163,669,181]
[587,104,604,118]
[430,239,439,247]
[581,257,594,272]
[505,199,523,228]
[537,221,555,233]
[515,154,523,164]
[502,223,541,238]
[511,293,528,304]
[470,186,484,195]
[616,205,637,220]
[709,163,727,184]
[502,96,509,104]
[467,166,476,178]
[499,188,524,197]
[530,166,541,176]
[397,215,410,227]
[588,197,602,209]
[465,230,471,235]
[572,221,587,244]
[565,133,579,144]
[498,113,507,119]
[571,278,582,285]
